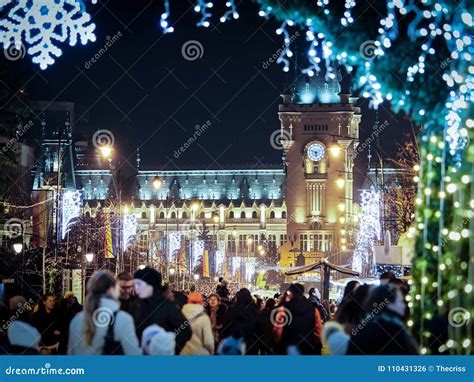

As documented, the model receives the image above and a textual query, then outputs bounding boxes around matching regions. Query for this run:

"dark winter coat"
[308,295,329,322]
[205,303,229,347]
[275,296,321,355]
[134,291,192,354]
[347,310,419,355]
[228,302,261,354]
[32,308,62,347]
[258,307,275,355]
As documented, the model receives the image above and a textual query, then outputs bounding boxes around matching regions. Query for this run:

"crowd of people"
[0,268,422,355]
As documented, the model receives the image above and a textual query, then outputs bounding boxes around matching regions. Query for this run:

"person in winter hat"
[308,288,329,323]
[133,267,191,354]
[321,321,349,355]
[180,292,214,355]
[217,330,246,355]
[141,324,176,355]
[68,271,141,355]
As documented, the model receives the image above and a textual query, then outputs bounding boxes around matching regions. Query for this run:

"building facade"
[29,72,362,279]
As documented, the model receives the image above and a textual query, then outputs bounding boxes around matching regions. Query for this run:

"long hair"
[83,271,116,345]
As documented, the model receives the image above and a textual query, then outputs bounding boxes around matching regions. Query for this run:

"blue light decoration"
[215,240,226,274]
[0,0,97,70]
[61,190,82,240]
[122,213,137,253]
[352,189,381,276]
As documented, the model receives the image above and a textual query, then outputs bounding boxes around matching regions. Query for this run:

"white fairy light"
[61,190,82,239]
[122,212,137,252]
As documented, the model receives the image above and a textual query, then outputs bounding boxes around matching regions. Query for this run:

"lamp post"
[12,240,24,294]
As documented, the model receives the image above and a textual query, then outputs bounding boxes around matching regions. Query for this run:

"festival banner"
[202,249,209,278]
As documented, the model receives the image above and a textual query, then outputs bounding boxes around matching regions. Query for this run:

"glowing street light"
[247,237,253,245]
[329,141,341,157]
[13,243,23,254]
[193,274,200,281]
[232,228,237,238]
[213,215,219,224]
[336,177,345,188]
[85,253,94,263]
[99,145,112,159]
[257,244,263,251]
[169,268,176,275]
[152,176,162,190]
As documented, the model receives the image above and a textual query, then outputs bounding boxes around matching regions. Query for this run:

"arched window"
[240,211,246,218]
[159,211,165,219]
[200,212,205,218]
[282,211,287,219]
[229,211,234,219]
[141,211,147,219]
[171,211,176,219]
[182,211,188,219]
[269,211,275,219]
[252,211,257,219]
[85,211,91,218]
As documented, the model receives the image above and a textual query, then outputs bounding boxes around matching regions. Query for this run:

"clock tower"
[279,71,361,262]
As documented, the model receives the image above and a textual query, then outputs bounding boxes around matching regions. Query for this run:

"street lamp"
[13,242,23,254]
[232,228,237,238]
[193,274,199,281]
[169,268,176,275]
[99,145,113,159]
[336,177,345,188]
[213,215,219,224]
[85,253,94,263]
[152,176,162,190]
[329,141,341,157]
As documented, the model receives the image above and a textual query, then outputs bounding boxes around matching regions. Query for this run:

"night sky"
[12,0,412,181]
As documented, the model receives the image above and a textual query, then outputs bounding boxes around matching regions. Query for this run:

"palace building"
[28,70,361,279]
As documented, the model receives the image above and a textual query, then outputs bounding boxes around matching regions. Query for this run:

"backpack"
[102,311,124,355]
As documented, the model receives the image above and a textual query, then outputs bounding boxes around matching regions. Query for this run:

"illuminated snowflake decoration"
[61,190,82,239]
[122,213,137,252]
[0,0,96,69]
[352,189,381,275]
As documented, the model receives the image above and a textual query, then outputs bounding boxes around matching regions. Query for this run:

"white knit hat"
[8,321,41,350]
[142,324,176,355]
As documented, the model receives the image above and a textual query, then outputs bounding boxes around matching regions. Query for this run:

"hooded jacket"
[68,297,141,355]
[180,304,214,355]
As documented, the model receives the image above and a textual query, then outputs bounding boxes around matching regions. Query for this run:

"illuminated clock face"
[307,143,326,161]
